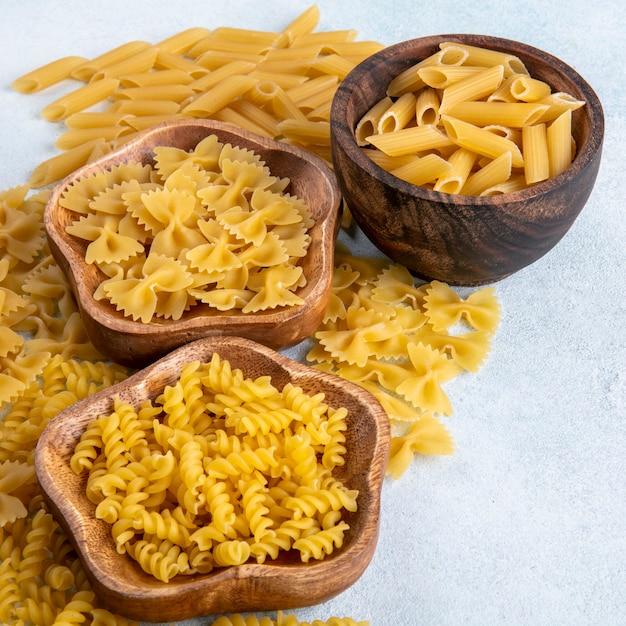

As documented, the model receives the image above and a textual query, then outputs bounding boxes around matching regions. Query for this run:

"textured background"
[0,1,624,624]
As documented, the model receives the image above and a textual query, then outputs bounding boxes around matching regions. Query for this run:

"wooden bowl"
[330,34,604,286]
[35,336,390,622]
[44,119,341,367]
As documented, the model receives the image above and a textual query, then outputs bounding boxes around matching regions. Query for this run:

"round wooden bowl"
[44,119,341,367]
[35,336,390,623]
[330,34,604,286]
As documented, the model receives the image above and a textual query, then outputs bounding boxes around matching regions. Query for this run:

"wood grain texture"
[330,34,604,286]
[44,119,341,367]
[35,336,390,622]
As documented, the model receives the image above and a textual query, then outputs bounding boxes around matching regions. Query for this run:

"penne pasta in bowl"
[330,34,604,286]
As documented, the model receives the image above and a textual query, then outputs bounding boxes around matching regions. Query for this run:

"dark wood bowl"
[44,119,341,367]
[35,336,390,622]
[330,34,604,286]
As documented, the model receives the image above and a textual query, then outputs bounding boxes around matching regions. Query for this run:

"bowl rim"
[34,335,391,621]
[331,33,605,207]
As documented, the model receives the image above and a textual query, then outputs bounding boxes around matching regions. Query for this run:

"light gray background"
[0,1,624,624]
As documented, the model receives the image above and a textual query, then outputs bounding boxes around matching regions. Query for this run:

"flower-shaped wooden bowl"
[44,119,341,367]
[330,34,604,286]
[35,336,390,623]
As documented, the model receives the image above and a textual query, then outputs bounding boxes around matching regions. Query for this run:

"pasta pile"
[12,5,384,189]
[308,244,501,479]
[62,134,314,322]
[357,41,585,195]
[209,612,368,626]
[71,354,356,582]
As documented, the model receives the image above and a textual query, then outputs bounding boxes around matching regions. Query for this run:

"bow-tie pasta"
[62,134,314,322]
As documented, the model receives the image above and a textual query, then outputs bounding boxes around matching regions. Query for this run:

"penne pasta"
[547,109,573,177]
[286,75,338,106]
[202,26,285,49]
[246,79,280,106]
[461,151,513,196]
[522,122,550,184]
[290,30,359,47]
[440,41,529,76]
[418,65,485,89]
[480,174,528,195]
[267,84,309,122]
[90,46,158,81]
[181,74,258,117]
[391,153,453,186]
[153,49,209,78]
[276,119,330,145]
[508,74,552,102]
[64,111,131,129]
[118,68,195,88]
[366,124,453,156]
[317,41,386,59]
[441,115,525,168]
[155,27,212,55]
[112,83,194,103]
[378,92,417,134]
[445,101,550,127]
[247,70,308,90]
[306,100,332,122]
[355,96,393,146]
[12,56,87,93]
[439,65,505,114]
[415,87,440,126]
[362,148,419,171]
[194,50,265,70]
[228,99,282,136]
[106,99,181,116]
[433,148,477,194]
[41,78,120,121]
[54,125,133,150]
[187,61,256,94]
[282,4,321,43]
[307,54,356,79]
[535,92,586,123]
[212,107,271,138]
[120,113,189,131]
[70,41,152,81]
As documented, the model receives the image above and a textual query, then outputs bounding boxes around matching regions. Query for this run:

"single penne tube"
[267,84,309,122]
[12,56,88,93]
[154,49,209,78]
[391,153,453,187]
[254,58,312,75]
[535,92,586,123]
[106,99,181,115]
[41,78,120,121]
[286,75,338,106]
[417,65,485,89]
[386,46,469,97]
[276,119,330,145]
[461,151,513,196]
[184,37,271,57]
[355,96,393,146]
[433,147,477,194]
[290,30,359,47]
[363,149,419,171]
[247,70,308,90]
[444,101,550,127]
[487,74,521,102]
[212,107,272,137]
[112,83,194,103]
[120,113,189,131]
[282,4,321,43]
[366,124,454,156]
[547,109,573,177]
[90,46,158,82]
[307,54,356,79]
[156,27,212,55]
[439,65,505,114]
[440,41,529,76]
[119,68,195,88]
[194,50,265,70]
[480,174,528,195]
[415,87,441,126]
[508,74,552,102]
[262,44,323,62]
[29,139,105,187]
[54,125,132,150]
[229,99,282,136]
[246,79,280,106]
[317,41,386,59]
[181,74,258,116]
[441,115,524,168]
[205,26,284,48]
[306,100,332,122]
[378,92,417,134]
[483,125,523,147]
[187,61,256,93]
[522,122,550,184]
[70,41,152,81]
[64,111,130,129]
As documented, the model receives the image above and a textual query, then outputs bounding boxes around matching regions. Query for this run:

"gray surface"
[0,1,624,624]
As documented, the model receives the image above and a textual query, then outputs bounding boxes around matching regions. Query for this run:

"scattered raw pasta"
[209,612,369,626]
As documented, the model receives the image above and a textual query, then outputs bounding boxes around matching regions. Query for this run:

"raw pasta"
[358,41,585,195]
[70,354,356,581]
[62,134,313,322]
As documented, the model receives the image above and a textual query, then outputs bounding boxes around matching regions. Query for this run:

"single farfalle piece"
[242,264,305,313]
[162,163,211,219]
[89,179,151,216]
[236,232,289,269]
[218,188,303,247]
[103,253,194,323]
[153,133,224,179]
[186,218,243,273]
[423,280,502,333]
[417,328,493,372]
[0,199,45,265]
[315,306,404,368]
[323,265,361,324]
[0,459,37,525]
[395,341,461,415]
[371,263,430,308]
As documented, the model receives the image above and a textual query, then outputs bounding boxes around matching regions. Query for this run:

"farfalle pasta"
[307,243,501,477]
[70,353,356,582]
[62,134,314,322]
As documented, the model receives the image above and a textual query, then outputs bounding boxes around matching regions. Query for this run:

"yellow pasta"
[439,40,529,76]
[439,65,504,114]
[11,55,87,93]
[90,45,158,81]
[182,74,258,116]
[366,124,453,157]
[433,148,477,194]
[355,96,393,146]
[70,41,153,81]
[40,78,120,121]
[444,101,550,127]
[508,73,552,102]
[417,65,485,89]
[522,122,550,184]
[390,153,453,187]
[414,87,440,126]
[547,109,573,177]
[282,4,321,43]
[377,92,417,134]
[155,26,212,55]
[460,151,513,196]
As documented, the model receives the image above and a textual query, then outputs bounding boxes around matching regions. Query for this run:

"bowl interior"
[35,336,390,622]
[44,119,341,366]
